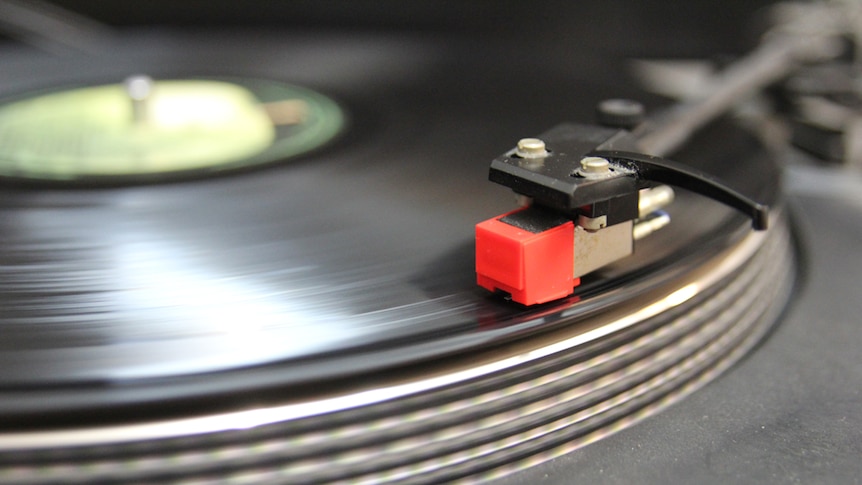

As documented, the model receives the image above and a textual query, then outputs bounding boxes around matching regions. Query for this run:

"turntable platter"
[0,30,779,424]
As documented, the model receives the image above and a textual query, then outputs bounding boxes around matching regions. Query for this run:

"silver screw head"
[577,156,616,179]
[580,156,610,173]
[516,138,548,159]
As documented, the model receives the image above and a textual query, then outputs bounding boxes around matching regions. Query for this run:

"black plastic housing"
[488,123,642,224]
[489,123,769,230]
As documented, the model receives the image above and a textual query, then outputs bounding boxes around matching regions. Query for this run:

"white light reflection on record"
[110,236,361,379]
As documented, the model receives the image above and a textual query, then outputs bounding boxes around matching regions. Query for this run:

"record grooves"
[0,14,803,484]
[0,209,795,482]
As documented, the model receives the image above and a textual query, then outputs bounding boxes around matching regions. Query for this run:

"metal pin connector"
[638,185,675,218]
[633,211,671,240]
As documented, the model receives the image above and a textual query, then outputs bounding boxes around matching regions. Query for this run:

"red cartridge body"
[475,208,579,306]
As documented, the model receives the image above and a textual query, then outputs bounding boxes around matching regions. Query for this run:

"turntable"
[0,1,859,483]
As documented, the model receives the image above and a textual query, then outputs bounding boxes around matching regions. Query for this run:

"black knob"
[596,99,645,129]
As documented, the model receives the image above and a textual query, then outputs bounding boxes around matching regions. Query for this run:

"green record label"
[0,78,344,182]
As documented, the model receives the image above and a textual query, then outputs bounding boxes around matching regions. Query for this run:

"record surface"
[4,3,860,484]
[0,29,778,423]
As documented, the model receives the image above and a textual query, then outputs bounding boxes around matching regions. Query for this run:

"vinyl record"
[0,29,783,431]
[10,0,853,481]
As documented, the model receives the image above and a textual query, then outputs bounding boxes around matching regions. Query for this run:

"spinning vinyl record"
[0,29,779,418]
[0,2,837,483]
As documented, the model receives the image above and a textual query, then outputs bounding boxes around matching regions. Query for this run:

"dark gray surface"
[497,173,862,484]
